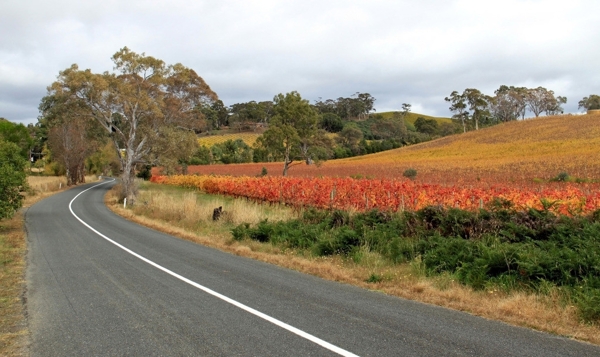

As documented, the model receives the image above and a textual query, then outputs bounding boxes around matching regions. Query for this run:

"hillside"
[196,111,449,148]
[185,113,600,185]
[376,111,452,125]
[197,131,262,147]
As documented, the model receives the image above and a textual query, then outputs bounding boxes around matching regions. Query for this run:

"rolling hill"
[186,113,600,186]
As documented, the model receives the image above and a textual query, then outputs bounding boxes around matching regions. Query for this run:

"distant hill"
[187,113,600,186]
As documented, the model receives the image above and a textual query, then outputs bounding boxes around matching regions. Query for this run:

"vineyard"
[150,113,600,215]
[150,175,600,216]
[197,131,261,147]
[177,113,600,186]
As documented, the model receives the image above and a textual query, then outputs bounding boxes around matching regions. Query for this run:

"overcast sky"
[2,0,599,125]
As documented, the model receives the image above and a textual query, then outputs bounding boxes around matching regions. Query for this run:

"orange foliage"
[150,175,600,216]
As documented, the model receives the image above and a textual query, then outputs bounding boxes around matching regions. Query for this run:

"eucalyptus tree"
[445,90,469,133]
[463,88,491,130]
[44,47,217,200]
[490,85,527,122]
[526,87,566,117]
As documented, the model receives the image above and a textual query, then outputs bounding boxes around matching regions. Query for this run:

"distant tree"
[526,87,565,117]
[313,97,338,115]
[47,116,94,185]
[370,115,407,140]
[578,95,600,111]
[228,100,274,131]
[544,95,567,116]
[0,140,27,219]
[445,91,469,133]
[313,93,376,120]
[319,113,344,133]
[463,88,491,130]
[212,139,252,164]
[438,122,460,136]
[255,91,320,176]
[336,124,364,156]
[40,92,105,185]
[401,103,412,118]
[354,92,376,120]
[414,117,439,135]
[490,85,527,122]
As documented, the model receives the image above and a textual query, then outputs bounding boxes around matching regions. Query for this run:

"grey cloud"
[1,0,599,124]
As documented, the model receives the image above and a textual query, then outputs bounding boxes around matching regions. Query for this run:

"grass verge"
[107,182,600,345]
[0,175,96,357]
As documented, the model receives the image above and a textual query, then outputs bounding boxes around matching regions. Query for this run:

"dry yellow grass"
[0,175,99,357]
[108,183,600,345]
[0,212,28,357]
[26,175,67,193]
[197,132,261,147]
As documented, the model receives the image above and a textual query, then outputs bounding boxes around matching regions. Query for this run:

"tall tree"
[544,95,567,116]
[526,87,565,117]
[44,47,217,201]
[47,117,90,185]
[255,91,319,176]
[463,88,491,130]
[490,85,527,122]
[445,91,469,133]
[40,92,103,185]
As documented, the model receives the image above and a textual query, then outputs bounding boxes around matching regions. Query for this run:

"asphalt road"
[25,179,600,356]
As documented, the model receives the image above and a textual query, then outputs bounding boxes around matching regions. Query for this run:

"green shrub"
[552,172,570,182]
[230,205,600,322]
[403,168,417,180]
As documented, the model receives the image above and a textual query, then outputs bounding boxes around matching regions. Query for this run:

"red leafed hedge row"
[150,175,600,216]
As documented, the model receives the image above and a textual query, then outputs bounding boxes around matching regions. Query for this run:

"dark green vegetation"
[232,205,600,323]
[579,95,600,111]
[0,141,28,219]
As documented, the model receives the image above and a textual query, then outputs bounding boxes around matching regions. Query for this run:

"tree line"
[445,85,569,133]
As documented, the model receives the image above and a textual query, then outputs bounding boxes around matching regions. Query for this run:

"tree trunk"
[282,146,292,177]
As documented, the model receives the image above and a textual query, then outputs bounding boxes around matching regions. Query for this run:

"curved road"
[25,179,600,356]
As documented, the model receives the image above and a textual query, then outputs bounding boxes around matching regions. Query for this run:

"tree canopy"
[42,47,217,199]
[255,91,320,176]
[578,95,600,111]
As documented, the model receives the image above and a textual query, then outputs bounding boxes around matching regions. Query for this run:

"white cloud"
[1,0,600,124]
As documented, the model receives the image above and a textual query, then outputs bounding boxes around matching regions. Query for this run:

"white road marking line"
[69,179,360,357]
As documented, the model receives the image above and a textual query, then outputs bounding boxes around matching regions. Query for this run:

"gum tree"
[44,47,217,201]
[255,91,320,176]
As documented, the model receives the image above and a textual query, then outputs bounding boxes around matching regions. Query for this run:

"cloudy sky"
[2,0,599,125]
